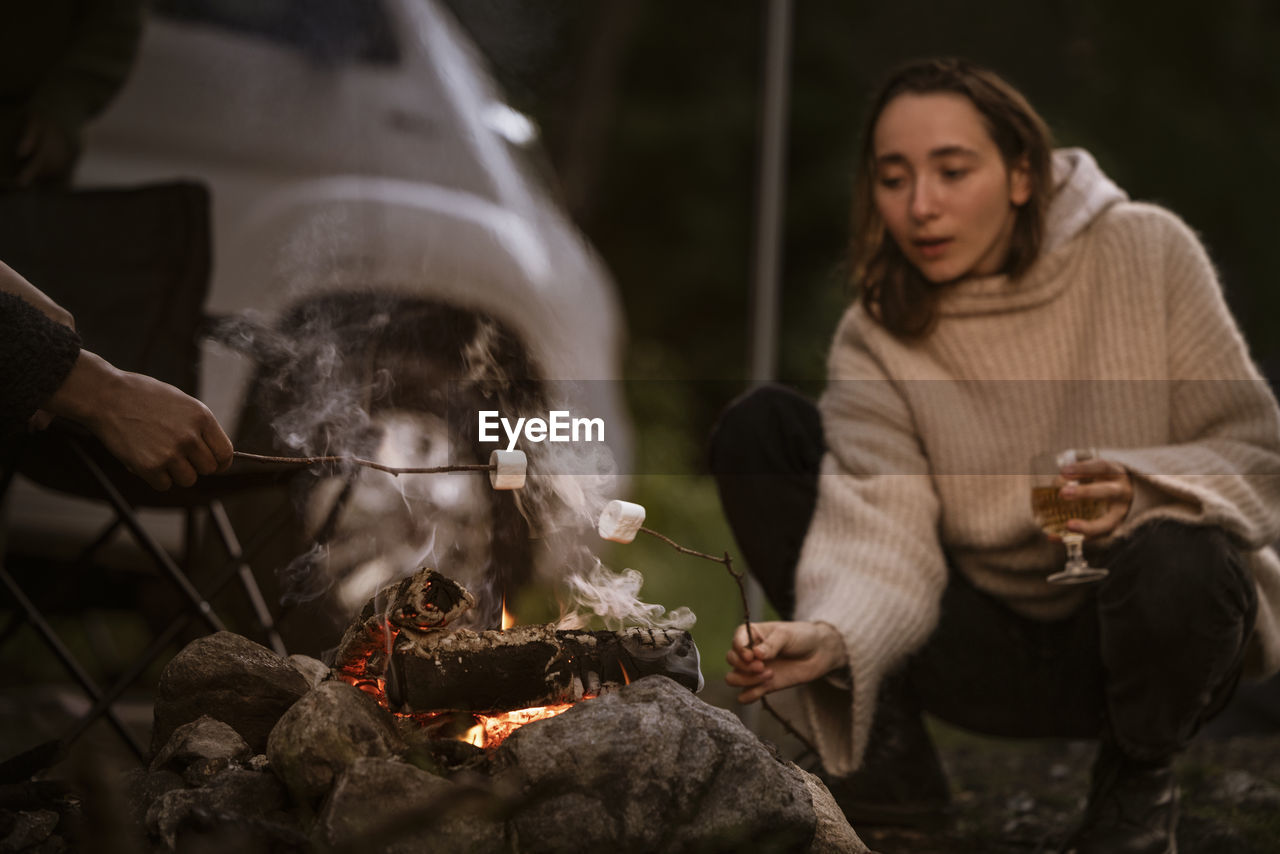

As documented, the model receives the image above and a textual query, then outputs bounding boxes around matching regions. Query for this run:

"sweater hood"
[1042,147,1128,254]
[933,148,1127,316]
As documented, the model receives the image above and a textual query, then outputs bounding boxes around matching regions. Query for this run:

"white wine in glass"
[1030,450,1109,584]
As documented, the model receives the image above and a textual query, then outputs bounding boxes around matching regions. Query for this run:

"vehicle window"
[152,0,399,66]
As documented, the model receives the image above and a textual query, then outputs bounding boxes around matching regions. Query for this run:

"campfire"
[108,485,864,850]
[329,567,703,750]
[120,566,865,852]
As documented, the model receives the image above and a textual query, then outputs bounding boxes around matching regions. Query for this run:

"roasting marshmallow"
[489,449,527,490]
[598,499,646,543]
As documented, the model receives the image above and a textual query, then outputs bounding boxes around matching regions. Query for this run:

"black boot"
[1058,738,1179,854]
[821,673,951,827]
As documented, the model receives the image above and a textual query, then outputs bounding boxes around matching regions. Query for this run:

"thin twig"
[232,450,493,477]
[636,526,818,757]
[637,526,725,564]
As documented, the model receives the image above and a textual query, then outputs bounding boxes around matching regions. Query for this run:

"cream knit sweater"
[794,149,1280,777]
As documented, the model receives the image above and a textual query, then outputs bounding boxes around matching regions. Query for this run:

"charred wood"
[385,624,701,713]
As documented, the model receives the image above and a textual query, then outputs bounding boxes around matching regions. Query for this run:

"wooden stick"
[635,526,818,757]
[232,450,493,477]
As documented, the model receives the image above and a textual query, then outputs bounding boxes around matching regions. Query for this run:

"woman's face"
[872,92,1030,283]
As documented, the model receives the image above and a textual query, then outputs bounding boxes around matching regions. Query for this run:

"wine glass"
[1030,450,1109,584]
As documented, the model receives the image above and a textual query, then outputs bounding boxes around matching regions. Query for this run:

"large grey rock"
[151,632,310,755]
[801,771,871,853]
[123,767,185,830]
[287,654,331,689]
[150,715,252,773]
[144,767,291,851]
[319,757,506,854]
[0,809,59,852]
[267,681,406,803]
[489,675,861,853]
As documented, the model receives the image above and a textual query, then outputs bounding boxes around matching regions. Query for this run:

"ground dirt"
[851,730,1280,854]
[707,681,1280,854]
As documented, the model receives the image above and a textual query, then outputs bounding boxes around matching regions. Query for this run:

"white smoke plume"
[212,303,693,637]
[556,557,696,633]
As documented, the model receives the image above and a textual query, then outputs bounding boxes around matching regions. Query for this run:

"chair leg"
[0,567,147,762]
[62,541,278,750]
[207,500,287,656]
[66,439,225,634]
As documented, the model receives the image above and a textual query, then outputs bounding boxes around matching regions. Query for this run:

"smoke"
[461,317,506,385]
[557,557,695,633]
[276,542,333,607]
[212,301,694,637]
[212,303,393,459]
[510,425,618,534]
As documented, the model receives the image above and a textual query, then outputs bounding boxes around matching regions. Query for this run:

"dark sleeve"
[0,291,83,440]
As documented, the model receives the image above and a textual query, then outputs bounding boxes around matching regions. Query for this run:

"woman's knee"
[1099,521,1257,644]
[708,384,822,476]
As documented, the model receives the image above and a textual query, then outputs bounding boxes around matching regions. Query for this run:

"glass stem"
[1063,533,1085,569]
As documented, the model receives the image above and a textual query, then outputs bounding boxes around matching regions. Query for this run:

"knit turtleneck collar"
[934,148,1128,317]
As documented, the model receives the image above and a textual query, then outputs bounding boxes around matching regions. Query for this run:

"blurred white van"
[81,0,628,442]
[10,0,630,629]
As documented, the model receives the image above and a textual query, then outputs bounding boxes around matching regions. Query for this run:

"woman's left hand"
[1060,456,1133,539]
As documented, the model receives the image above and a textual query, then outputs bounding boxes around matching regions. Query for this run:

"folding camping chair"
[0,183,292,771]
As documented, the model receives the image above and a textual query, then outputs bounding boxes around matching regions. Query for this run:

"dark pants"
[709,385,1259,760]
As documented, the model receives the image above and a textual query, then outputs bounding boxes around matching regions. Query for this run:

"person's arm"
[787,354,948,777]
[1101,208,1280,548]
[731,311,947,777]
[0,290,81,439]
[0,259,74,329]
[1,263,233,489]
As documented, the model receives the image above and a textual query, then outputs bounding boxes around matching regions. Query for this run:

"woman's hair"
[851,57,1055,337]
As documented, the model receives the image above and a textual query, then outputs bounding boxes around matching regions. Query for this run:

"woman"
[711,58,1280,853]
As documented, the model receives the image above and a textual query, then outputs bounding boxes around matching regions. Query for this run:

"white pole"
[741,0,793,732]
[750,0,793,385]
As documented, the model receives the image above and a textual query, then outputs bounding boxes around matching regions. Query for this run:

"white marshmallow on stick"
[489,449,527,490]
[598,499,646,543]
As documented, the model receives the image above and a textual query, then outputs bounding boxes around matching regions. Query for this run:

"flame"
[398,698,593,750]
[467,702,577,748]
[619,660,631,686]
[501,599,516,629]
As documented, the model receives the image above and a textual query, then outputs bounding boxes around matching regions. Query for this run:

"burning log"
[331,566,702,718]
[386,623,702,712]
[331,569,476,700]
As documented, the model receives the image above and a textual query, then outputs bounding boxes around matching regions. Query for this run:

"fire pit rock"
[137,633,868,853]
[319,756,507,852]
[143,766,296,851]
[488,675,866,853]
[149,715,252,785]
[150,631,311,754]
[267,681,407,803]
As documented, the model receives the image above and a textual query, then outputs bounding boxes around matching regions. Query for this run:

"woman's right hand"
[725,620,849,703]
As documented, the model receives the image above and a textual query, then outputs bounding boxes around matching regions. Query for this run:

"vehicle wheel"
[216,292,546,654]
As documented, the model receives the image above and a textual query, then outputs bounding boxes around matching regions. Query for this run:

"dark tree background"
[443,0,1280,475]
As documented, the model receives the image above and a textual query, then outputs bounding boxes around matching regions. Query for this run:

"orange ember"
[335,672,390,707]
